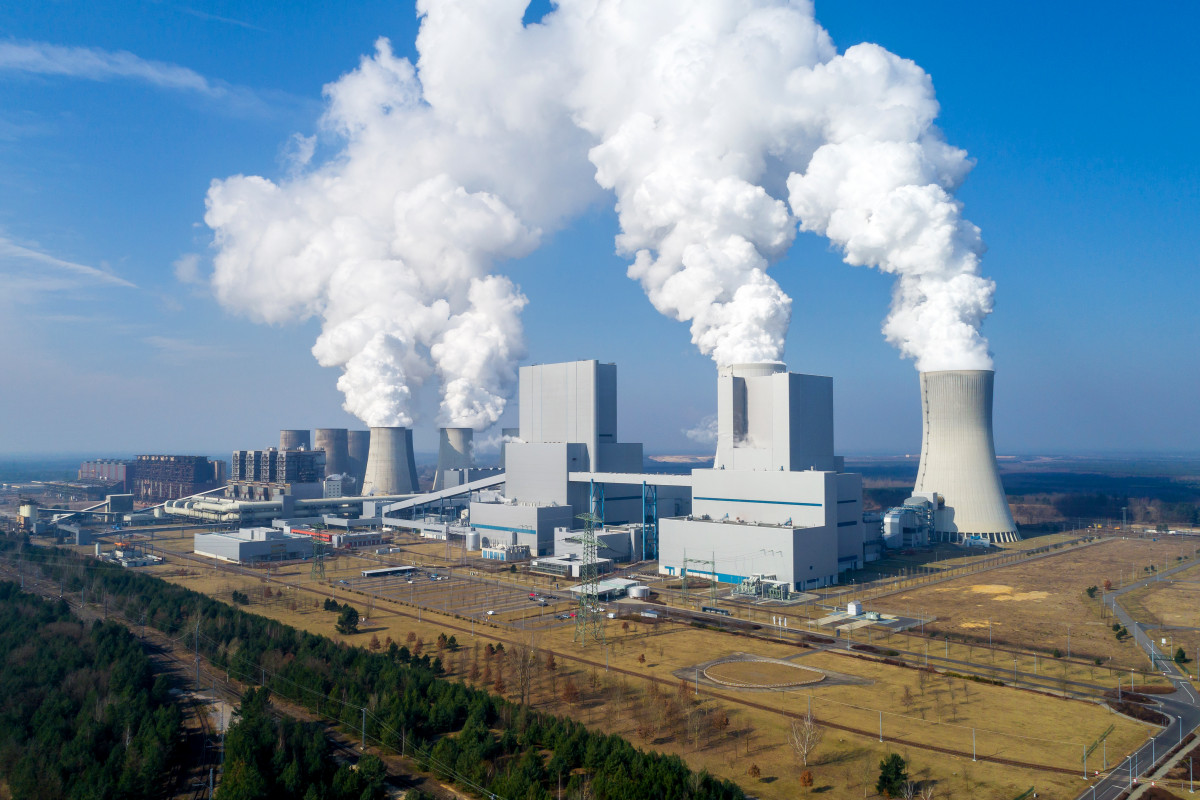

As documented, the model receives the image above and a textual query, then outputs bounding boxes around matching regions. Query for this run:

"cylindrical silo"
[314,428,350,478]
[279,429,311,451]
[361,427,419,496]
[913,370,1019,543]
[433,427,474,491]
[347,430,370,490]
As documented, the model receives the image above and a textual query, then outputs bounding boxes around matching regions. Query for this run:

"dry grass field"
[117,532,1160,800]
[1121,562,1200,676]
[876,537,1200,668]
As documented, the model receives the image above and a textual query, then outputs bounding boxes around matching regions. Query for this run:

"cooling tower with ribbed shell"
[313,428,349,478]
[279,429,311,451]
[346,430,370,489]
[433,427,473,491]
[360,427,419,495]
[913,370,1019,543]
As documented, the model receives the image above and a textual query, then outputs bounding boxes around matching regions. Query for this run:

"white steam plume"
[206,7,596,429]
[207,0,996,429]
[555,1,993,370]
[784,44,993,370]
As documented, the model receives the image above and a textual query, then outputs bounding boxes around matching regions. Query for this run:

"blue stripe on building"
[694,497,820,507]
[472,523,534,534]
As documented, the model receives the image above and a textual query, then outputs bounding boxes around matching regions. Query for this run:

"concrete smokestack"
[279,429,311,451]
[914,370,1019,543]
[361,427,418,496]
[314,428,350,478]
[433,427,474,491]
[346,430,370,491]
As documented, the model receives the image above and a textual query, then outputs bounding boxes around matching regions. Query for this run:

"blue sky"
[1,1,1197,458]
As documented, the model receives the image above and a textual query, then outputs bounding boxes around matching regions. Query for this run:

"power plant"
[913,370,1019,543]
[361,426,419,496]
[74,364,1017,594]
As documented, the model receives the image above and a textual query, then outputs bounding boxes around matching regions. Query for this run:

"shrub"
[876,753,908,798]
[336,605,359,635]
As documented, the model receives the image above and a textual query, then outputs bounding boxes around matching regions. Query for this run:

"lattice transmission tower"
[573,512,606,647]
[310,538,326,581]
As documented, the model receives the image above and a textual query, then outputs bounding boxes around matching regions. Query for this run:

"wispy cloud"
[0,237,136,288]
[0,40,268,114]
[143,335,230,360]
[172,4,271,33]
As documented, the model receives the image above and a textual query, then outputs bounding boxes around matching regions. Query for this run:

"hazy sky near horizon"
[1,1,1198,457]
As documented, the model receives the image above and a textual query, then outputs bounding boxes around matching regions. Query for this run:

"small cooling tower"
[913,370,1019,543]
[360,427,419,495]
[279,429,311,451]
[347,430,370,489]
[433,428,474,491]
[314,428,350,478]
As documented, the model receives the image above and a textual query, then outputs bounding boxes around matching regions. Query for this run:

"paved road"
[1076,559,1200,800]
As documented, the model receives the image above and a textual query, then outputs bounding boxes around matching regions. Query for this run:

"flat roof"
[568,578,639,595]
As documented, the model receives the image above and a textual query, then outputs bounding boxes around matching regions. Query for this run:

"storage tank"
[279,429,311,451]
[913,370,1019,543]
[433,427,474,491]
[347,430,370,489]
[314,428,350,478]
[464,530,481,551]
[361,427,419,495]
[627,585,650,599]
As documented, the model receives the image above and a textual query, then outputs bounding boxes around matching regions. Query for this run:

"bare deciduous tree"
[788,710,825,767]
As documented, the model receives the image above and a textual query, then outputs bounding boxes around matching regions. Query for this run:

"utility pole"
[194,619,200,690]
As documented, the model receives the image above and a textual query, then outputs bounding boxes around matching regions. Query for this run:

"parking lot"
[345,568,580,631]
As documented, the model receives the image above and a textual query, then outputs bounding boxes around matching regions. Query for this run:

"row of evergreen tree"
[219,687,389,800]
[0,581,181,800]
[3,543,746,800]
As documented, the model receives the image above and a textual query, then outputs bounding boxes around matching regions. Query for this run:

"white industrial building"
[657,363,864,593]
[465,358,866,594]
[469,360,689,555]
[193,527,314,563]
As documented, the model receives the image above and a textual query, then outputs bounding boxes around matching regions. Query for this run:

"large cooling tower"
[913,370,1019,543]
[313,428,349,478]
[346,430,370,489]
[433,427,474,491]
[279,429,311,451]
[360,427,419,495]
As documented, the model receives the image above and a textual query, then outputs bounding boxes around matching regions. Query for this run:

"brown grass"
[112,534,1157,800]
[877,538,1200,668]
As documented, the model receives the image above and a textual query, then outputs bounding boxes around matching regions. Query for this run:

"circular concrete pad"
[703,658,824,689]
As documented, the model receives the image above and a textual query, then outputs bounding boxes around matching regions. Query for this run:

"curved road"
[1077,559,1200,800]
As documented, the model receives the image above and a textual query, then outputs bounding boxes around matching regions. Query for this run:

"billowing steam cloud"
[206,25,597,429]
[206,0,994,430]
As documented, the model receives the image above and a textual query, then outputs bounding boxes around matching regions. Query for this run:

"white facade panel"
[690,468,831,527]
[658,517,838,589]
